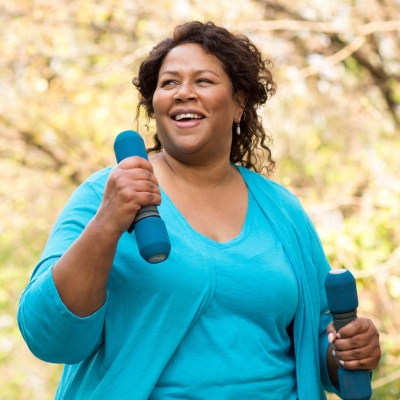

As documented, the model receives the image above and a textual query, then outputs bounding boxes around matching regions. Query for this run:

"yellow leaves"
[136,19,148,35]
[387,275,400,299]
[92,106,110,120]
[74,92,93,105]
[387,78,400,103]
[0,290,9,307]
[34,79,48,93]
[92,4,113,24]
[75,2,94,25]
[307,133,321,151]
[375,187,399,209]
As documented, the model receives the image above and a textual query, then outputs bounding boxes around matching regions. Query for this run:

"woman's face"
[152,43,243,165]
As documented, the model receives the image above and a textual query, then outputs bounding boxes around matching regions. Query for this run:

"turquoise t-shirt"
[150,189,298,399]
[18,166,339,399]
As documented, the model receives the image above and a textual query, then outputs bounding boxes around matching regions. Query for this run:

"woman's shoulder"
[75,166,114,195]
[85,166,114,185]
[237,165,302,209]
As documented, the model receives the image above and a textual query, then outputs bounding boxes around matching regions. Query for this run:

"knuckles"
[147,181,156,191]
[108,168,131,189]
[119,156,148,169]
[108,167,157,193]
[349,336,359,347]
[355,360,367,369]
[350,348,362,358]
[111,173,129,190]
[351,318,363,331]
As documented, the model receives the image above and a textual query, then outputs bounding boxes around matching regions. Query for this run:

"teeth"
[175,113,203,121]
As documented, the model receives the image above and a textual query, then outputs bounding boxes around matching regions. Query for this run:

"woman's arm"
[302,212,381,392]
[18,156,161,363]
[52,156,161,317]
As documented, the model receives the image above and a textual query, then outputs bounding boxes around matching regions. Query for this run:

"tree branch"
[236,19,400,35]
[0,116,81,186]
[300,35,367,78]
[372,367,400,390]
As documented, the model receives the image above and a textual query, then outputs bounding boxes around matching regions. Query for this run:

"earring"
[236,119,241,135]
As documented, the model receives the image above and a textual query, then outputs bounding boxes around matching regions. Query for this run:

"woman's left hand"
[327,318,381,371]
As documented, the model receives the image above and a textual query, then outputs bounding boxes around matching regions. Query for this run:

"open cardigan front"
[18,165,340,399]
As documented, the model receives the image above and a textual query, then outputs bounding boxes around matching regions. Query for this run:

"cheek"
[152,90,167,115]
[210,90,236,113]
[151,92,159,114]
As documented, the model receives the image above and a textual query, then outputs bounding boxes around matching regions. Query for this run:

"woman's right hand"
[96,156,162,236]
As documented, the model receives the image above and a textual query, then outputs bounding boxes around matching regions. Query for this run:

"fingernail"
[336,332,341,339]
[328,333,334,343]
[339,360,344,366]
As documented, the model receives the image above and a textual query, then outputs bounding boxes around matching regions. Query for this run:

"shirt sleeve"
[304,213,342,397]
[17,172,109,364]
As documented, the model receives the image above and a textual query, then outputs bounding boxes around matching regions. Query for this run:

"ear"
[234,91,246,123]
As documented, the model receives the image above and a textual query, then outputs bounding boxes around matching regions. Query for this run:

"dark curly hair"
[132,21,277,174]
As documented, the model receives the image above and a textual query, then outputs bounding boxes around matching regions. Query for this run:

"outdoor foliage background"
[1,0,399,398]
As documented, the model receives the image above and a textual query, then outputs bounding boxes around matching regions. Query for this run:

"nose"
[173,81,198,102]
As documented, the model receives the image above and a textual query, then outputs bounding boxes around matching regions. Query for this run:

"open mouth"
[172,113,205,121]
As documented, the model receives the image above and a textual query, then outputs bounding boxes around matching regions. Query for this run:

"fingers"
[326,321,338,345]
[116,157,160,204]
[338,317,370,339]
[333,344,381,370]
[96,157,162,234]
[329,318,381,371]
[112,168,160,201]
[118,156,154,173]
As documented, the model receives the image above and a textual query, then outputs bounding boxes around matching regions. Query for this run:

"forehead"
[159,43,226,75]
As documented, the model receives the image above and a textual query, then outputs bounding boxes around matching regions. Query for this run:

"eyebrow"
[159,69,220,78]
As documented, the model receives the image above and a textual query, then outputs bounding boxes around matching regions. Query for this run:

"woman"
[18,21,380,399]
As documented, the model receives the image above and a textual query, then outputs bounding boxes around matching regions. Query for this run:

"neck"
[150,150,237,192]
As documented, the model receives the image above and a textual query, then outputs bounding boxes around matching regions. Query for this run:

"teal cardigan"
[239,167,339,398]
[18,165,340,399]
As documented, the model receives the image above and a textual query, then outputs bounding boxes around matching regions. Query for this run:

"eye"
[196,78,213,85]
[161,80,179,88]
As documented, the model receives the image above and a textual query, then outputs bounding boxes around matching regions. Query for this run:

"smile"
[172,113,205,121]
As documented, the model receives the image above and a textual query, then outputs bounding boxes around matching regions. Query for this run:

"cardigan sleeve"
[17,170,110,364]
[303,213,342,397]
[236,167,343,397]
[278,186,341,396]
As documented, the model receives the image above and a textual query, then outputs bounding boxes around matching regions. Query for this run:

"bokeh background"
[1,0,400,398]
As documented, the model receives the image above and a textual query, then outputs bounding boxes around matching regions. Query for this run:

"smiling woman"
[133,21,277,173]
[152,43,244,166]
[18,21,381,400]
[150,43,249,243]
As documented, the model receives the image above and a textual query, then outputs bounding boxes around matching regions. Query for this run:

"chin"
[162,135,207,154]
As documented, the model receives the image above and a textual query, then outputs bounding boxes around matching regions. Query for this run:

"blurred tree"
[245,2,400,398]
[1,0,399,398]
